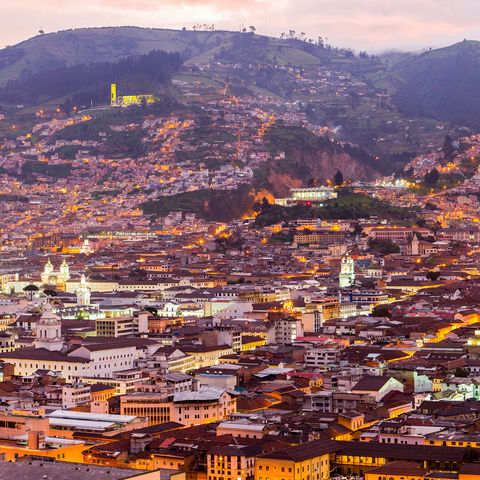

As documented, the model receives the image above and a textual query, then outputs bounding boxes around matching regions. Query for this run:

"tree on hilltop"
[424,168,439,186]
[334,170,344,186]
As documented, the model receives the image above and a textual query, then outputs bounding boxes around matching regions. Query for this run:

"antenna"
[39,26,45,35]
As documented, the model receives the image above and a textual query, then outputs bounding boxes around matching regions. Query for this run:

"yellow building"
[365,461,480,480]
[0,409,87,462]
[255,440,333,480]
[208,444,258,480]
[365,461,429,480]
[111,84,155,107]
[183,345,234,368]
[241,334,266,351]
[0,434,87,463]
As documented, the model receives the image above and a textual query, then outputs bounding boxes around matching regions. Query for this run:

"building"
[208,444,261,480]
[111,83,156,106]
[47,409,148,438]
[339,254,355,288]
[267,317,304,345]
[368,227,431,242]
[294,231,346,246]
[255,440,335,480]
[41,258,70,289]
[120,386,237,427]
[0,348,89,382]
[34,302,64,351]
[95,312,148,337]
[304,344,342,370]
[351,375,405,402]
[275,187,337,206]
[0,458,184,480]
[76,274,91,306]
[62,383,91,408]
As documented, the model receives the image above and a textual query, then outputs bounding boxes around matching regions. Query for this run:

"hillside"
[252,192,419,227]
[388,40,480,127]
[0,50,181,110]
[260,124,383,195]
[3,28,480,130]
[0,27,355,87]
[0,27,236,85]
[141,125,384,221]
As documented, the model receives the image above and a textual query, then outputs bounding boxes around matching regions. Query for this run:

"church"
[41,259,70,290]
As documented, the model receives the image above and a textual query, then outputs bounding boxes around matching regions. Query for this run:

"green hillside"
[390,40,480,127]
[0,27,236,85]
[0,27,363,87]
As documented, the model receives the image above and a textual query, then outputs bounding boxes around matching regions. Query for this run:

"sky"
[2,0,480,52]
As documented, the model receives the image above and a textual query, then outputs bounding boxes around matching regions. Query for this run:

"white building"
[339,253,355,288]
[62,384,91,409]
[267,317,303,345]
[76,274,91,306]
[34,302,64,352]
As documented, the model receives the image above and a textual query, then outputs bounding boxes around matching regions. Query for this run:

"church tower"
[81,239,92,255]
[76,274,91,306]
[41,259,54,284]
[339,254,355,288]
[410,234,419,256]
[59,259,70,281]
[34,302,63,351]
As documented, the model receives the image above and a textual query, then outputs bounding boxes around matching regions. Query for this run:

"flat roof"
[48,409,136,423]
[0,459,179,480]
[48,417,117,431]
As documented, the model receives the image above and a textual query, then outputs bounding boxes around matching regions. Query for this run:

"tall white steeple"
[76,274,91,306]
[34,302,63,351]
[339,253,355,288]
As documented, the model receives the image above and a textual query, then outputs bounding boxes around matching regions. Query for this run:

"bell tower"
[41,259,54,284]
[339,254,355,288]
[34,302,63,351]
[59,259,70,281]
[76,274,91,306]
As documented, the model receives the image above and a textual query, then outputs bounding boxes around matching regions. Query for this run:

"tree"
[352,223,363,235]
[426,271,441,281]
[424,168,439,186]
[417,218,427,228]
[463,447,480,463]
[442,134,455,162]
[455,367,469,378]
[23,284,39,300]
[368,238,400,255]
[43,289,57,298]
[372,305,390,318]
[334,170,344,186]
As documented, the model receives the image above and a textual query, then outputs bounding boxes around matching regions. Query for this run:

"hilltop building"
[275,187,337,206]
[110,83,155,107]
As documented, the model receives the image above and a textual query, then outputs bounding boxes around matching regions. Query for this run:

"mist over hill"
[391,40,480,128]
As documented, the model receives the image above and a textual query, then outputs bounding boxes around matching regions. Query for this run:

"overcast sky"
[2,0,480,52]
